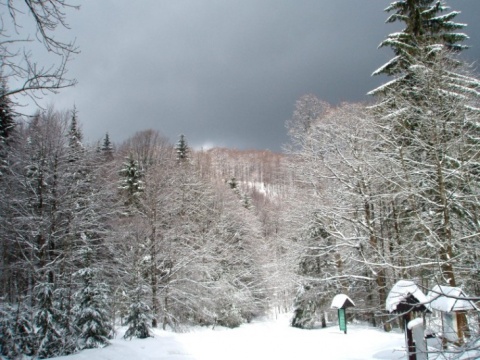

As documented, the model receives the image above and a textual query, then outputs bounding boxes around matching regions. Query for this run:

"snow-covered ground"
[49,313,414,360]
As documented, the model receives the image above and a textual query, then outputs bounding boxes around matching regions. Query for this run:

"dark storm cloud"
[46,0,480,151]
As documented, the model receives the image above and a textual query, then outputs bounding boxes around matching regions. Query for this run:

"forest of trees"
[0,0,478,359]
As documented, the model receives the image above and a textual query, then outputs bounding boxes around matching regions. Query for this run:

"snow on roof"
[427,285,479,312]
[407,317,423,330]
[331,294,355,309]
[386,280,431,313]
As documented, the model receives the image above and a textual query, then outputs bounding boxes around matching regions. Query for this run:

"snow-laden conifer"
[371,0,468,82]
[118,155,144,208]
[74,244,113,350]
[124,284,153,339]
[175,134,189,162]
[368,0,480,345]
[0,77,15,146]
[0,302,35,358]
[34,281,64,358]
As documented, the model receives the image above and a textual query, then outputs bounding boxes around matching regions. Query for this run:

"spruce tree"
[291,216,338,329]
[369,0,480,343]
[123,284,153,339]
[0,302,35,358]
[74,245,112,350]
[118,156,144,208]
[291,284,318,329]
[0,78,15,145]
[101,132,114,160]
[68,106,83,153]
[371,0,468,80]
[0,77,15,180]
[175,134,189,162]
[101,132,112,151]
[123,248,153,340]
[34,281,64,358]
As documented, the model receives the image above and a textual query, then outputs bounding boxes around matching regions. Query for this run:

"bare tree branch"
[0,0,79,105]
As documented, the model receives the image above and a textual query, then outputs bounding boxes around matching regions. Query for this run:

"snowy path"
[51,315,408,360]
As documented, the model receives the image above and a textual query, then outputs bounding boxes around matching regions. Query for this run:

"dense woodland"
[0,0,479,359]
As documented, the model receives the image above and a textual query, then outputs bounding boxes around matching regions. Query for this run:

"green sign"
[338,308,346,333]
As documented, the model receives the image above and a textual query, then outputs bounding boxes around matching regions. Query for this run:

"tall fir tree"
[291,215,340,329]
[0,302,35,358]
[369,0,480,343]
[175,134,189,162]
[34,281,64,358]
[100,132,114,161]
[123,284,152,340]
[371,0,468,80]
[68,106,83,152]
[118,156,144,208]
[74,244,112,350]
[0,77,15,145]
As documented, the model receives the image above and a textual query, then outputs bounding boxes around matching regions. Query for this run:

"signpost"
[338,308,347,334]
[331,294,355,335]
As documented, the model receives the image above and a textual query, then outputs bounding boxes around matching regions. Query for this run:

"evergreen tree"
[68,106,83,153]
[241,192,252,210]
[371,0,468,79]
[101,132,112,152]
[118,156,144,207]
[34,281,64,358]
[175,134,189,162]
[74,245,112,350]
[124,284,152,339]
[0,78,15,145]
[369,0,479,286]
[228,177,238,190]
[101,132,114,160]
[369,0,480,343]
[0,77,15,181]
[291,216,339,329]
[0,302,35,358]
[291,284,318,329]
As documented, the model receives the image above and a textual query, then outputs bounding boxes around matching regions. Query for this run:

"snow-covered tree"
[118,156,144,208]
[368,0,480,345]
[0,106,116,356]
[116,130,174,328]
[34,281,64,358]
[0,77,15,146]
[124,285,153,339]
[74,244,112,349]
[0,78,18,305]
[291,284,318,329]
[291,214,342,329]
[122,228,153,340]
[0,302,35,358]
[114,130,269,331]
[370,0,468,80]
[175,134,189,162]
[285,96,425,327]
[101,132,112,151]
[370,0,479,288]
[211,185,268,327]
[68,106,83,152]
[100,132,114,161]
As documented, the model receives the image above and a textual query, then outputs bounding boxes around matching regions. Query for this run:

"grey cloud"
[41,0,480,151]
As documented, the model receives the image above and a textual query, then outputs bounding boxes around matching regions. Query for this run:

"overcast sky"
[28,1,480,152]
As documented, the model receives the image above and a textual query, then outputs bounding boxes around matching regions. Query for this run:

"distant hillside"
[193,147,294,202]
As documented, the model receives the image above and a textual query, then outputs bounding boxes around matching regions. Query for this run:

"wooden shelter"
[386,280,431,360]
[427,285,479,345]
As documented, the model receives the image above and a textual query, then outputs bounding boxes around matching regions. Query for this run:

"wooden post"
[404,313,416,360]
